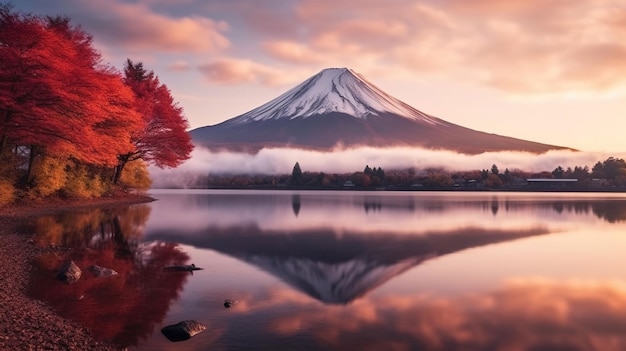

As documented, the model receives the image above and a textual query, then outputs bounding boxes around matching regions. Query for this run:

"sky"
[13,0,626,153]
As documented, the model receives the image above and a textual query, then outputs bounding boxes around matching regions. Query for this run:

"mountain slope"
[191,68,571,154]
[219,67,442,124]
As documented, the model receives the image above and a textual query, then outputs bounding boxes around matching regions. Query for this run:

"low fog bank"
[150,147,625,188]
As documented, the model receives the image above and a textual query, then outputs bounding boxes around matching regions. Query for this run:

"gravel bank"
[0,194,154,351]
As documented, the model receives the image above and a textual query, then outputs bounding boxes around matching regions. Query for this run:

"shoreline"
[0,193,155,351]
[157,186,626,193]
[0,193,156,219]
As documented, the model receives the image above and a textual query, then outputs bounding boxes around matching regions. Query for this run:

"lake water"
[26,190,626,350]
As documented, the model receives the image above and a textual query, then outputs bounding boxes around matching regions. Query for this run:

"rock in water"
[161,320,206,342]
[57,260,81,284]
[163,263,203,272]
[88,265,118,277]
[224,299,239,308]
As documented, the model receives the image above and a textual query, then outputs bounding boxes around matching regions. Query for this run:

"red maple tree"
[113,59,193,183]
[0,7,141,181]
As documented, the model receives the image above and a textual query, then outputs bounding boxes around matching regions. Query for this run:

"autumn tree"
[113,59,193,184]
[118,159,151,190]
[485,173,503,188]
[350,172,371,187]
[0,7,140,185]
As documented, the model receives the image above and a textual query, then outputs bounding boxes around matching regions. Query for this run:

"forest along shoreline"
[0,194,154,351]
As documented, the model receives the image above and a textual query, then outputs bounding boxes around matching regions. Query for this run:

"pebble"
[0,229,119,350]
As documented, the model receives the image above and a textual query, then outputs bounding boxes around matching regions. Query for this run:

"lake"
[26,190,626,350]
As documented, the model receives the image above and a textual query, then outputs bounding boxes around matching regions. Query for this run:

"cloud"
[198,58,296,86]
[60,0,230,54]
[16,0,626,96]
[326,19,411,48]
[149,147,625,187]
[243,0,626,96]
[261,41,326,65]
[167,60,191,71]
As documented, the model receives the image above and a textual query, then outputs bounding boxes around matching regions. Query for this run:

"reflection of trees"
[491,199,499,216]
[28,205,191,348]
[591,202,626,223]
[292,194,301,217]
[175,192,626,224]
[502,200,626,223]
[551,201,626,223]
[363,202,382,213]
[32,205,152,250]
[369,198,626,223]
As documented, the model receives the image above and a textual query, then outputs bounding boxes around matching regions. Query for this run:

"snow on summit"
[227,67,441,125]
[191,67,570,154]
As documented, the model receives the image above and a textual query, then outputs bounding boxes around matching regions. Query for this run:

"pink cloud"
[262,41,325,65]
[167,60,191,72]
[67,0,230,53]
[198,58,292,86]
[15,0,626,95]
[243,0,626,96]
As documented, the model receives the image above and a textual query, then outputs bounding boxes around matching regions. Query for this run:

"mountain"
[149,225,548,304]
[191,67,571,154]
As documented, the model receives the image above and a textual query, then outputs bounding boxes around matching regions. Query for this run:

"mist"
[150,147,625,188]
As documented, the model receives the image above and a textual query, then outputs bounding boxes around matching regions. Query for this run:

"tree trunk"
[0,109,11,157]
[112,153,133,184]
[112,160,127,184]
[0,134,7,158]
[26,145,38,185]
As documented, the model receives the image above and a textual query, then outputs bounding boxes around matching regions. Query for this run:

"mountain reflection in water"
[146,191,626,306]
[150,225,548,304]
[23,191,626,350]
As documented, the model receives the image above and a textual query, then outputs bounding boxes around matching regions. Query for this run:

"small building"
[343,180,355,187]
[526,178,578,189]
[591,178,608,188]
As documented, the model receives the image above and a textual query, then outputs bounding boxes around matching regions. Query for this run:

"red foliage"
[121,60,193,168]
[0,7,141,166]
[28,207,191,347]
[29,243,191,347]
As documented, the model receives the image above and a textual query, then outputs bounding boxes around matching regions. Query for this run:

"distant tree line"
[0,5,192,205]
[195,157,626,190]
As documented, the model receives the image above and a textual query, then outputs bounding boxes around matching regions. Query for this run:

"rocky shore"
[0,194,154,351]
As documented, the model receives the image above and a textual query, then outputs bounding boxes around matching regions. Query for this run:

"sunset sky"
[16,0,626,153]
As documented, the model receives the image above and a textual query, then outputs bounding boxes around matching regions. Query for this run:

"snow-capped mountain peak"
[191,67,571,154]
[226,67,441,125]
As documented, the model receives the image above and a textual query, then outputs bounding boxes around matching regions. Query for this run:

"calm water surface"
[27,190,626,350]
